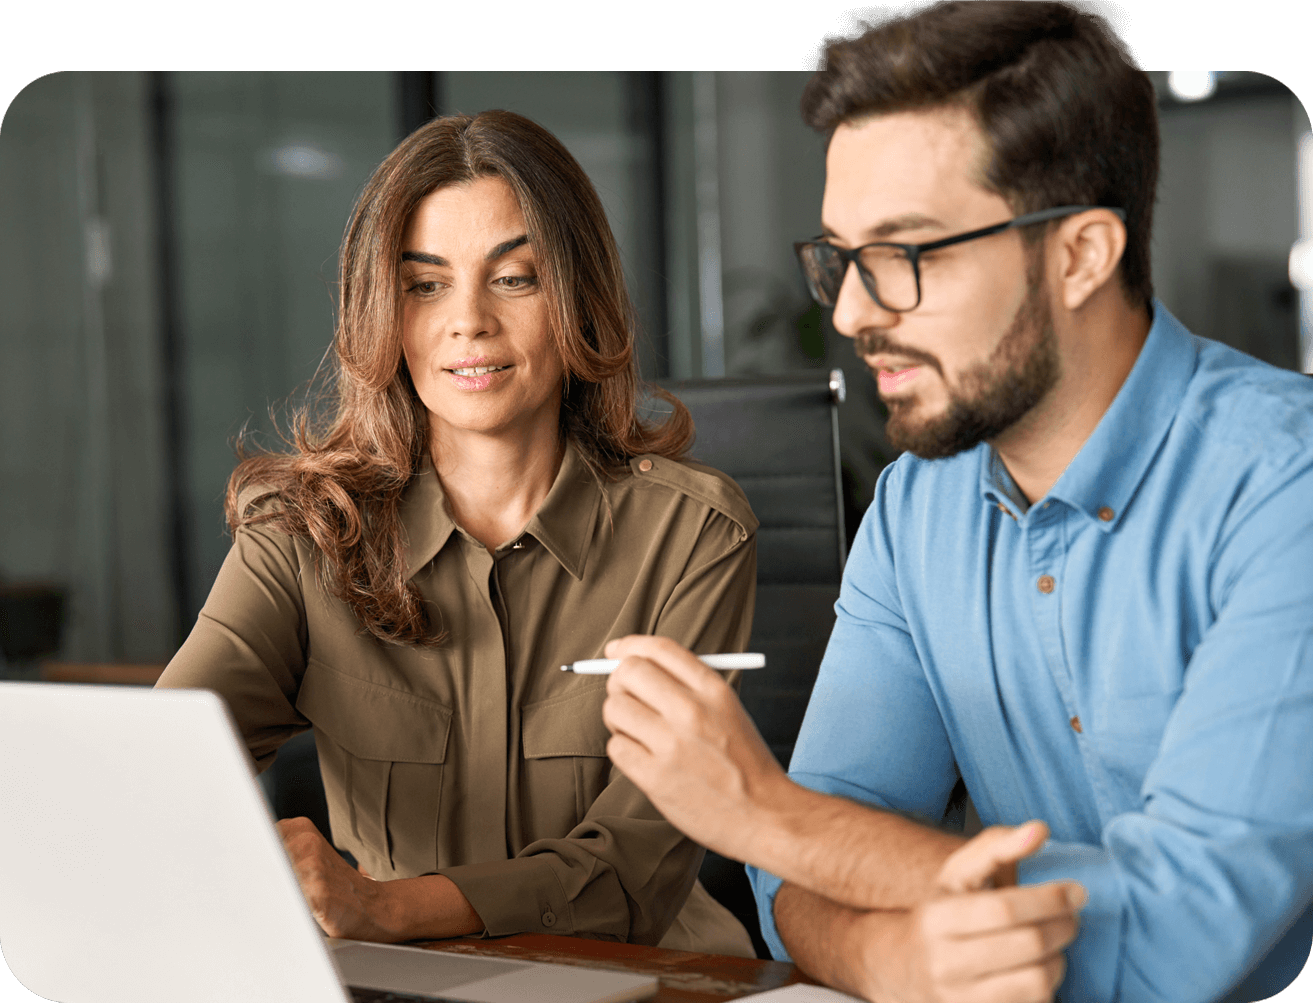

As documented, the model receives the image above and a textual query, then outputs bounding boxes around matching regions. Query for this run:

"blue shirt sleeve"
[1019,456,1313,1003]
[748,461,961,960]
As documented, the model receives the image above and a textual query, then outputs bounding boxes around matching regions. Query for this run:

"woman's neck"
[430,418,566,552]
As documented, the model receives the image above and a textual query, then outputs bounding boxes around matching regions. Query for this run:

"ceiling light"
[1167,71,1217,102]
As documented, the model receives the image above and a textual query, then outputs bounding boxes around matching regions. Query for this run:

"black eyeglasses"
[794,205,1126,312]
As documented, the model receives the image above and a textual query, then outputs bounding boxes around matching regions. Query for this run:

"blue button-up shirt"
[748,304,1313,1002]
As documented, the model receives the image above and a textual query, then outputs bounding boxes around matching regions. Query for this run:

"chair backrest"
[660,369,847,769]
[659,369,847,958]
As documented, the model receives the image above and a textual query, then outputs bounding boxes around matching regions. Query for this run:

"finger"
[607,655,722,735]
[604,635,724,695]
[601,689,666,749]
[938,822,1049,893]
[954,952,1067,1003]
[606,731,659,787]
[926,914,1078,983]
[926,881,1086,937]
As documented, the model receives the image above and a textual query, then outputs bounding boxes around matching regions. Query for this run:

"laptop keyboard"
[348,987,466,1003]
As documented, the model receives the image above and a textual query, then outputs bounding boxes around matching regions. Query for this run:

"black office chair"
[660,369,848,957]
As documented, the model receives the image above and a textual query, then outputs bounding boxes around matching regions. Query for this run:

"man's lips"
[874,364,921,394]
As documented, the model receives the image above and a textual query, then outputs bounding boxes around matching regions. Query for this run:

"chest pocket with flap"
[296,658,451,876]
[521,682,612,828]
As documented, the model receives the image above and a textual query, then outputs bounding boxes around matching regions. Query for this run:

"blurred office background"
[1,70,1309,671]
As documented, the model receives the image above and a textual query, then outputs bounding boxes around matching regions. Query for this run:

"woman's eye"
[407,280,440,295]
[496,274,538,290]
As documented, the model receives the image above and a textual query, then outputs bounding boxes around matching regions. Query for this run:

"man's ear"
[1050,209,1127,311]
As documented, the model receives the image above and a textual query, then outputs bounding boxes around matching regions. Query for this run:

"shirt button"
[1037,574,1055,594]
[1070,716,1083,733]
[541,911,556,927]
[638,459,653,472]
[1097,506,1115,522]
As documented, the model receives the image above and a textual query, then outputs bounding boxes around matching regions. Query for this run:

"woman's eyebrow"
[400,236,529,267]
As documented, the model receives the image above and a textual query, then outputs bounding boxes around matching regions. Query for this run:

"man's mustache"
[852,330,942,375]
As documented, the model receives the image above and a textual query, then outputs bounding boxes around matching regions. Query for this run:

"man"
[600,3,1313,1002]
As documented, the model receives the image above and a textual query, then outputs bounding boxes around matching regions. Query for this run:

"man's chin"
[886,404,990,460]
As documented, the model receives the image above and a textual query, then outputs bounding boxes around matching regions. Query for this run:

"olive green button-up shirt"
[156,441,757,950]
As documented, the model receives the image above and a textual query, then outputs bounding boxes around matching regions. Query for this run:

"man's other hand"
[601,634,787,862]
[899,822,1085,1003]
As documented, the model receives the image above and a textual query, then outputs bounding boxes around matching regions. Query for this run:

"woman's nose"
[445,279,497,340]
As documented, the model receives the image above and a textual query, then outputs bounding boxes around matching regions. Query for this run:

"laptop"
[0,682,657,1003]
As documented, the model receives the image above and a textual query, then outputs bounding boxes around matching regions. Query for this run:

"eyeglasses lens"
[798,243,920,311]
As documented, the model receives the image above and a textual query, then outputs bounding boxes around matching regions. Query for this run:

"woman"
[155,111,758,957]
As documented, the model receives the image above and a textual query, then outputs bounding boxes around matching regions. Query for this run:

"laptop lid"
[0,683,656,1003]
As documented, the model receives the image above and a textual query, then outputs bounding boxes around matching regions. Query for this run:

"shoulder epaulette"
[626,454,759,538]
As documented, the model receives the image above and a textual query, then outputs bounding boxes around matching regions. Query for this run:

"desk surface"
[415,933,817,1002]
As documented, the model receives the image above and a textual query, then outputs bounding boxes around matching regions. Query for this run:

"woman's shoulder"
[621,454,758,537]
[234,482,286,521]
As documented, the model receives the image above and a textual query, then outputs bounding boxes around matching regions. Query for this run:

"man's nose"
[830,260,900,339]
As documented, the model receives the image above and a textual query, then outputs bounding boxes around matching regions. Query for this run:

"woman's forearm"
[379,873,484,941]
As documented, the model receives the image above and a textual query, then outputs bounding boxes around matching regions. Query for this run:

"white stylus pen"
[561,652,767,674]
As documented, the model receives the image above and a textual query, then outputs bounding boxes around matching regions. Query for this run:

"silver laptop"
[0,682,657,1003]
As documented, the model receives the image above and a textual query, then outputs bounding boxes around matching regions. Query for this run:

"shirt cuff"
[746,865,792,961]
[1017,840,1125,1003]
[440,857,583,938]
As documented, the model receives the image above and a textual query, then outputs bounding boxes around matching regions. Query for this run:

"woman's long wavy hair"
[225,110,694,646]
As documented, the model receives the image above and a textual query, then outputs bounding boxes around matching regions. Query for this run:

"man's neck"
[992,291,1152,505]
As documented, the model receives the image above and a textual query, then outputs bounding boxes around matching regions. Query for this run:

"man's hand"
[601,634,788,862]
[894,822,1084,1002]
[778,822,1086,1003]
[276,817,401,941]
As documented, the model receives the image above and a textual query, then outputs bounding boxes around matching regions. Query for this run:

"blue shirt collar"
[980,301,1200,530]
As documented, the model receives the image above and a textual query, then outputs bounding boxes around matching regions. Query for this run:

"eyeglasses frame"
[794,204,1128,312]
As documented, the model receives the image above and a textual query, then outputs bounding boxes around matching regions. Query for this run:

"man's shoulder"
[873,446,986,519]
[622,454,759,537]
[1180,338,1313,470]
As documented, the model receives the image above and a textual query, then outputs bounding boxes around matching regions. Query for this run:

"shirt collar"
[981,300,1199,530]
[400,437,602,581]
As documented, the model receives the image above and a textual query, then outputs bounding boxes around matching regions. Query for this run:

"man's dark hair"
[802,1,1158,309]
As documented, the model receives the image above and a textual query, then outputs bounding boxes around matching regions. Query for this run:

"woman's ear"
[1051,209,1128,311]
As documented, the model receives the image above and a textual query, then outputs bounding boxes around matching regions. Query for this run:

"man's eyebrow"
[400,235,529,267]
[820,213,946,242]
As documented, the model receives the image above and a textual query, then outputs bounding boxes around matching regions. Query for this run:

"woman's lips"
[876,366,920,394]
[445,364,511,391]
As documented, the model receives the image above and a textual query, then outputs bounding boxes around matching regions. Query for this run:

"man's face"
[821,107,1059,459]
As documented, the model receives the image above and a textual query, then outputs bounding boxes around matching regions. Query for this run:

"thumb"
[937,821,1049,894]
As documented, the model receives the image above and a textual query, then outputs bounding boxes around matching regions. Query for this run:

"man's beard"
[859,254,1059,460]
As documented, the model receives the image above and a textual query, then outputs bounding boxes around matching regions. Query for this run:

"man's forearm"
[747,779,965,909]
[774,882,907,1001]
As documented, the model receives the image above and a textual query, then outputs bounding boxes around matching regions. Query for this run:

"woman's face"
[400,176,565,444]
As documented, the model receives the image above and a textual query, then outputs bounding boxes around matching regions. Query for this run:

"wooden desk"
[39,661,167,685]
[414,933,818,1002]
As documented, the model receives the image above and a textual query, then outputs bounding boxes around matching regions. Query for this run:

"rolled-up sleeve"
[1019,463,1313,1003]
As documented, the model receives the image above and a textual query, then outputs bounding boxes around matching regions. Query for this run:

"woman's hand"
[276,817,403,941]
[275,817,482,942]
